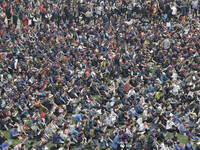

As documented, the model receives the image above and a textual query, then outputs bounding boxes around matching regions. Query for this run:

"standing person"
[171,4,177,20]
[29,10,34,27]
[192,0,198,18]
[186,0,191,15]
[181,0,187,16]
[5,3,12,24]
[12,9,18,28]
[33,11,41,30]
[158,0,165,14]
[152,1,158,21]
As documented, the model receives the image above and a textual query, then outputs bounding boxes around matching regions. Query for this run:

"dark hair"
[119,131,123,135]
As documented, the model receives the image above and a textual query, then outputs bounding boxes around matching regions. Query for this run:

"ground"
[0,124,189,149]
[0,68,192,148]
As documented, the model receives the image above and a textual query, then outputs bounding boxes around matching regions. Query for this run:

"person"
[192,0,198,18]
[10,125,19,139]
[147,132,154,150]
[53,129,64,145]
[166,117,177,132]
[185,139,195,150]
[196,144,200,150]
[179,120,187,135]
[135,101,144,114]
[0,0,200,149]
[111,132,123,150]
[0,132,6,146]
[171,4,177,20]
[181,0,187,16]
[0,139,8,149]
[162,35,171,50]
[174,141,184,150]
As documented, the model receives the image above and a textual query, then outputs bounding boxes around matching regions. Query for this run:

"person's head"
[14,125,18,130]
[21,144,26,149]
[119,131,123,138]
[4,138,7,144]
[80,133,84,138]
[177,141,181,147]
[94,145,99,150]
[188,138,193,143]
[68,133,72,137]
[30,141,35,147]
[53,119,57,124]
[174,132,178,136]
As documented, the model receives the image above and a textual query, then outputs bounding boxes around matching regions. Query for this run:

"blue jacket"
[147,86,154,93]
[1,142,8,149]
[111,134,121,150]
[185,142,195,150]
[160,75,169,84]
[174,144,183,150]
[10,128,18,138]
[135,104,144,113]
[75,114,82,123]
[53,132,63,144]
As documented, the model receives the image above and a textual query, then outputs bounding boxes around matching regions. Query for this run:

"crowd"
[0,0,200,149]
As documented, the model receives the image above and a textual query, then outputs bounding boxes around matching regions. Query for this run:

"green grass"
[0,73,193,149]
[1,130,50,147]
[0,115,193,148]
[166,132,188,145]
[1,130,23,146]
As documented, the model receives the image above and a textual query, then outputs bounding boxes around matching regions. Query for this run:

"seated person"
[0,132,6,145]
[10,125,20,139]
[0,139,8,149]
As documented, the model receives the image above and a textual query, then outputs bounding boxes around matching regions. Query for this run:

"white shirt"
[166,120,175,130]
[44,146,49,150]
[60,130,68,139]
[192,0,198,9]
[172,84,180,94]
[126,128,133,137]
[143,109,148,118]
[17,124,23,132]
[172,72,178,81]
[160,142,168,150]
[171,6,177,15]
[128,89,135,97]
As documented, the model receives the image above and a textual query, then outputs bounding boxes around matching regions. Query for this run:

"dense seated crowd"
[0,0,200,149]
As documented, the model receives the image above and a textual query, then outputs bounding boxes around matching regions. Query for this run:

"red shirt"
[22,17,28,26]
[23,125,28,131]
[2,3,7,11]
[39,5,44,12]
